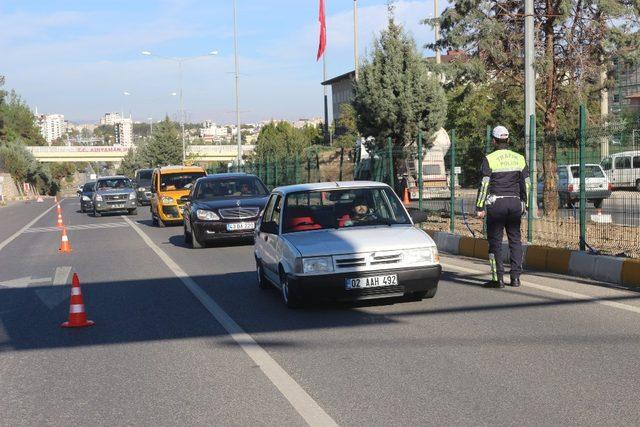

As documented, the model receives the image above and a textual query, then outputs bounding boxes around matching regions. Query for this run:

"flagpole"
[354,0,358,81]
[323,54,330,145]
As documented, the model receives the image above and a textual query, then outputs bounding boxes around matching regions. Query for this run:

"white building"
[100,112,123,126]
[293,118,323,129]
[38,114,66,144]
[115,118,133,147]
[199,122,229,143]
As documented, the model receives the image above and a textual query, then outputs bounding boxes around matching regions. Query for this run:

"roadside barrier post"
[528,114,535,243]
[274,159,279,187]
[579,105,587,251]
[294,154,300,184]
[307,156,311,183]
[339,147,344,181]
[450,129,457,234]
[266,158,271,187]
[418,132,424,211]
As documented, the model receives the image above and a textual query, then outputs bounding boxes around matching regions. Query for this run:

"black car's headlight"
[196,209,220,221]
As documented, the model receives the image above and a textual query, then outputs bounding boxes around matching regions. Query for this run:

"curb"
[426,229,639,288]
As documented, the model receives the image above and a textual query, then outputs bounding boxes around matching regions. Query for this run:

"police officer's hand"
[477,210,485,219]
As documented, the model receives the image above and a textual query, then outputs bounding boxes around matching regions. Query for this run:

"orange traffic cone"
[37,196,44,203]
[56,212,65,228]
[403,188,410,205]
[61,273,94,328]
[56,203,62,215]
[58,227,72,253]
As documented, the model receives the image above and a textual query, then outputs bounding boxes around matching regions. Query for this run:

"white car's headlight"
[94,194,103,201]
[403,247,437,264]
[196,209,220,221]
[138,187,145,191]
[82,195,91,201]
[302,257,334,274]
[129,193,136,200]
[161,196,175,204]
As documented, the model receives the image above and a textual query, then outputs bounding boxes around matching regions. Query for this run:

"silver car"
[92,176,138,216]
[254,181,441,308]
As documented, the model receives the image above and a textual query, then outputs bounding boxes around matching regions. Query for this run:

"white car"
[254,181,441,308]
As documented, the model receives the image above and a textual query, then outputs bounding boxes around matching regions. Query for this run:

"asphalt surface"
[1,198,640,425]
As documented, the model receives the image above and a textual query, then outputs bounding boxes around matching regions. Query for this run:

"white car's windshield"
[96,178,131,190]
[283,187,411,233]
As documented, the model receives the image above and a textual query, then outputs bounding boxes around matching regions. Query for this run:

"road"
[1,198,640,425]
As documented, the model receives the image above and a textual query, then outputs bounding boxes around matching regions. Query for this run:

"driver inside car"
[343,198,377,226]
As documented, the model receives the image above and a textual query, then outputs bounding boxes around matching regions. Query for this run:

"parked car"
[150,165,207,227]
[254,181,441,308]
[134,168,154,206]
[92,176,137,216]
[537,164,612,208]
[182,173,269,248]
[78,181,96,213]
[600,150,640,191]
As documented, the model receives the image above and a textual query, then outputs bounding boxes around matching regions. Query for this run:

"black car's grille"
[219,207,260,219]
[104,194,129,201]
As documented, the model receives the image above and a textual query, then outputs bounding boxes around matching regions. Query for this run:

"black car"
[78,181,96,213]
[183,173,269,248]
[134,168,154,205]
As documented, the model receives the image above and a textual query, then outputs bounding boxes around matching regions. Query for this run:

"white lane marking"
[123,216,337,427]
[0,199,58,252]
[24,222,129,233]
[35,266,72,309]
[441,261,640,315]
[0,276,51,289]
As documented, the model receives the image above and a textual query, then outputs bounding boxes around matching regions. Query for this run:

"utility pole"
[354,0,359,81]
[524,0,537,208]
[233,0,242,171]
[434,0,441,66]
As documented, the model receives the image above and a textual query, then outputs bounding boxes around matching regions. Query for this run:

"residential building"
[199,122,229,143]
[293,118,323,129]
[100,112,123,126]
[610,60,640,115]
[37,114,66,144]
[321,70,355,123]
[115,117,133,147]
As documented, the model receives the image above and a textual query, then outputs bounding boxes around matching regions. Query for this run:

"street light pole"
[141,50,218,165]
[233,0,242,172]
[524,0,536,208]
[354,0,359,81]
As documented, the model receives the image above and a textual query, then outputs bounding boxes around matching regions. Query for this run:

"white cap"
[492,126,509,139]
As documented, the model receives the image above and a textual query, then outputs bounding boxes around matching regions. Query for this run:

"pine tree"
[353,13,446,148]
[138,117,182,167]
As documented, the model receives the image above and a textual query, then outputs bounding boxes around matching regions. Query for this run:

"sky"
[0,0,444,124]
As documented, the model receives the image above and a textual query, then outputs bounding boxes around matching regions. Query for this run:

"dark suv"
[134,168,154,205]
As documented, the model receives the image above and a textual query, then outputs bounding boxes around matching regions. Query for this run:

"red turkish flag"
[316,0,326,60]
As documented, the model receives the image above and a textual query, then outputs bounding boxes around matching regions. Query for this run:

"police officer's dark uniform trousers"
[476,145,530,287]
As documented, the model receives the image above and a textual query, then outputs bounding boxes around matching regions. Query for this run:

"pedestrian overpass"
[25,145,255,163]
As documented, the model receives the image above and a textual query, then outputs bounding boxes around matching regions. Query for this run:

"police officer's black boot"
[510,276,521,287]
[483,277,505,288]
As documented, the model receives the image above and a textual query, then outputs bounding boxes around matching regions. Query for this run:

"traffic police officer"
[476,126,530,288]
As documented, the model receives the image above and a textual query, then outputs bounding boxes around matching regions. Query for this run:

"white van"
[600,151,640,191]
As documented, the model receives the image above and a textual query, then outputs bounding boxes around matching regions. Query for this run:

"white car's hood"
[282,225,434,257]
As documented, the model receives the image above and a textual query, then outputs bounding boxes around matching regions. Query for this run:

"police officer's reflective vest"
[476,148,530,210]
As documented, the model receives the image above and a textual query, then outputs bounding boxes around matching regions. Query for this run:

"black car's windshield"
[160,172,205,191]
[282,187,411,233]
[136,170,153,186]
[96,178,131,190]
[194,177,268,200]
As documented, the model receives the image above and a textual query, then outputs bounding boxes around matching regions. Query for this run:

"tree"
[0,90,45,146]
[254,121,318,160]
[353,12,446,148]
[333,104,359,149]
[138,117,182,167]
[117,148,144,178]
[428,0,640,213]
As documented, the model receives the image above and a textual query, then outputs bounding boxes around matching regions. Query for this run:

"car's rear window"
[282,187,411,233]
[160,172,205,190]
[569,166,605,179]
